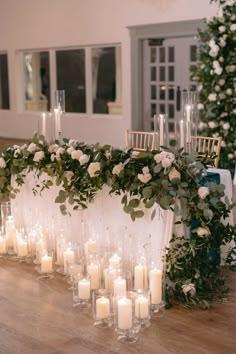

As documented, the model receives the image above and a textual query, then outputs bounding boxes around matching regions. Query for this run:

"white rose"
[142,166,150,175]
[79,154,90,166]
[33,151,45,162]
[197,103,204,110]
[226,65,236,73]
[14,149,21,158]
[208,121,217,128]
[219,56,224,63]
[209,47,219,57]
[230,24,236,31]
[223,122,230,130]
[27,143,37,153]
[87,162,100,177]
[215,66,223,75]
[67,146,75,155]
[154,153,162,163]
[219,79,225,86]
[196,227,210,237]
[162,158,172,168]
[169,167,181,181]
[0,157,6,168]
[64,171,74,182]
[220,112,228,118]
[56,147,65,157]
[221,140,226,147]
[182,283,196,296]
[219,25,226,32]
[71,149,83,161]
[228,153,234,159]
[226,88,233,96]
[198,186,209,199]
[208,93,217,101]
[137,172,152,184]
[112,162,124,176]
[48,144,59,153]
[50,154,55,162]
[214,85,220,92]
[219,38,226,47]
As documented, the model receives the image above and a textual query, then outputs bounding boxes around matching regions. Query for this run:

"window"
[0,53,10,110]
[24,51,50,112]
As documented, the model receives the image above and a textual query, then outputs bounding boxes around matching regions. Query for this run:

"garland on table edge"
[0,134,235,309]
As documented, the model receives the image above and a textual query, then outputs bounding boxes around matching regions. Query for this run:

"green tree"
[192,0,236,175]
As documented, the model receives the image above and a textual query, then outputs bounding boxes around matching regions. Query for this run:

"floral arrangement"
[0,134,235,309]
[192,0,236,176]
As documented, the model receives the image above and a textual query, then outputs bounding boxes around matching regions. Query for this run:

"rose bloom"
[71,149,83,161]
[67,146,75,155]
[198,186,209,199]
[196,227,210,237]
[154,153,162,163]
[161,158,172,168]
[137,172,152,184]
[33,151,45,162]
[169,167,181,181]
[0,157,6,168]
[219,79,225,86]
[87,162,100,177]
[219,25,226,32]
[208,93,217,101]
[27,143,37,153]
[48,144,59,153]
[112,162,124,176]
[230,24,236,31]
[228,153,234,160]
[226,88,233,96]
[142,166,150,175]
[79,154,90,166]
[197,103,204,110]
[182,283,196,296]
[208,121,217,128]
[223,122,230,130]
[64,171,74,182]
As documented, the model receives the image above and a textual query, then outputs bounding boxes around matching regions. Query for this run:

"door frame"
[128,19,204,131]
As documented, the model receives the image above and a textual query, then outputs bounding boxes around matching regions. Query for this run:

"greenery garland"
[0,134,235,309]
[192,0,236,175]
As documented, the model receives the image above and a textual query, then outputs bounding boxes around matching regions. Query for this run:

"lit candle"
[135,295,149,319]
[96,296,110,319]
[41,254,53,273]
[63,248,75,273]
[87,263,100,289]
[134,264,147,290]
[0,236,7,254]
[159,114,164,146]
[185,105,191,144]
[84,238,97,257]
[42,112,46,136]
[149,268,162,305]
[17,239,28,257]
[180,119,184,148]
[109,253,121,267]
[117,297,133,330]
[78,278,91,300]
[5,216,16,250]
[114,276,127,296]
[54,108,61,139]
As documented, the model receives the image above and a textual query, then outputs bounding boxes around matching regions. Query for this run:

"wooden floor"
[0,259,235,354]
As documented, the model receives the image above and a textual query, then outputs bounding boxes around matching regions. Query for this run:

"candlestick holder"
[92,289,113,328]
[181,91,198,150]
[134,289,151,330]
[114,293,139,344]
[72,273,91,310]
[86,255,101,290]
[153,114,169,148]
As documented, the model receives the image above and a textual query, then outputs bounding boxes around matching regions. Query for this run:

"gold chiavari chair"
[191,136,222,168]
[125,129,159,151]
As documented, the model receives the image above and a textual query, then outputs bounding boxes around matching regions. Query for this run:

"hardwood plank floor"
[0,259,235,354]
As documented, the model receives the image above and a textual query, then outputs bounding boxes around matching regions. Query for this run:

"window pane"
[159,85,165,100]
[168,86,175,100]
[159,47,165,63]
[151,67,156,81]
[151,85,156,100]
[190,45,197,62]
[92,46,121,114]
[24,51,50,112]
[150,47,156,63]
[168,66,175,81]
[160,103,165,114]
[0,54,10,109]
[56,49,85,113]
[159,67,165,81]
[168,104,174,118]
[168,47,175,62]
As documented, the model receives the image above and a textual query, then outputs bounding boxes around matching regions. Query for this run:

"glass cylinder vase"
[92,289,113,328]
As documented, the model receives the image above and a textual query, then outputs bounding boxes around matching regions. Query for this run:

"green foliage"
[192,0,236,175]
[0,134,235,309]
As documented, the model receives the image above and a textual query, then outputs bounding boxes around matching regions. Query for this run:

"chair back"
[191,136,222,168]
[125,129,158,151]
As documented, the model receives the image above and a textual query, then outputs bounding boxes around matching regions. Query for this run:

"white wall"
[0,0,218,147]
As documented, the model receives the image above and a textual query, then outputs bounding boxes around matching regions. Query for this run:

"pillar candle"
[42,112,46,136]
[0,236,7,254]
[17,239,28,257]
[186,105,191,144]
[134,264,147,290]
[109,253,121,267]
[96,297,110,319]
[159,115,164,146]
[149,268,162,305]
[117,297,133,330]
[78,278,91,300]
[114,276,126,296]
[180,120,184,148]
[41,254,53,273]
[84,238,97,256]
[135,295,149,319]
[87,263,100,289]
[63,248,75,273]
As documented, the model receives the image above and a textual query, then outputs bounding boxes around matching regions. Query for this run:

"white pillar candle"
[87,263,100,289]
[114,277,127,296]
[185,105,191,144]
[96,296,110,319]
[63,248,75,273]
[109,253,121,267]
[42,112,46,136]
[84,238,97,256]
[179,119,184,148]
[78,278,91,300]
[41,254,53,273]
[117,297,133,330]
[134,264,147,290]
[17,239,28,257]
[0,236,7,254]
[5,216,16,250]
[149,268,162,305]
[135,295,149,319]
[159,115,164,146]
[107,268,118,291]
